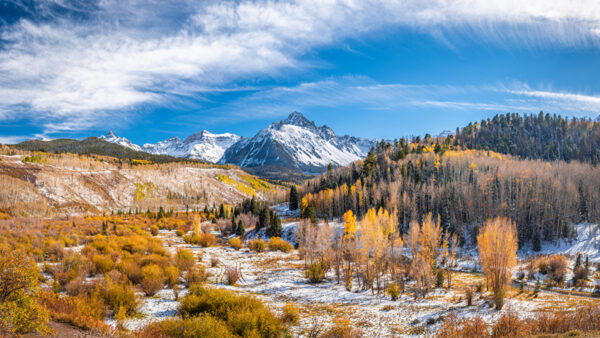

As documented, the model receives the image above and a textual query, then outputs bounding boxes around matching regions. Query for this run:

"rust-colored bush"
[248,239,266,252]
[184,266,207,287]
[140,264,165,296]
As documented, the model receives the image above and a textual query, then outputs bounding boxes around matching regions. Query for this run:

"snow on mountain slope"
[220,112,376,174]
[101,130,240,163]
[141,131,240,163]
[99,131,143,152]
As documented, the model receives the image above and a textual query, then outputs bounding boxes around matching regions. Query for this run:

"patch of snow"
[520,223,600,262]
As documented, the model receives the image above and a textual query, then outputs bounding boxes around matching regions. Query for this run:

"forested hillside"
[11,137,196,164]
[454,112,600,164]
[300,146,600,249]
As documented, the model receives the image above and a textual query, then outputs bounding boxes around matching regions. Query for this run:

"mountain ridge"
[219,112,376,175]
[98,112,376,179]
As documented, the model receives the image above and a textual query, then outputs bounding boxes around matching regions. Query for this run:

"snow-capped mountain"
[99,131,143,152]
[142,131,240,163]
[100,130,240,163]
[219,112,376,175]
[99,112,375,175]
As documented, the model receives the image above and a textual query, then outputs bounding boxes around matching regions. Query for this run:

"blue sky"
[1,1,600,144]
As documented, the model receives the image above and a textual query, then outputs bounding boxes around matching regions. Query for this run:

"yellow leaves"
[342,210,357,239]
[300,196,309,213]
[359,207,399,260]
[468,162,476,171]
[217,174,256,196]
[477,216,518,299]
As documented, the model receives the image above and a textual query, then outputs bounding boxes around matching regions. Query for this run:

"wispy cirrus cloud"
[197,77,600,125]
[1,0,600,135]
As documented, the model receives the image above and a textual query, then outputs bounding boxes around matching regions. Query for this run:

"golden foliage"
[477,216,518,310]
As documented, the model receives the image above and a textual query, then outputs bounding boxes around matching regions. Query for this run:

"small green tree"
[289,185,299,211]
[267,213,282,238]
[435,268,444,288]
[236,220,245,236]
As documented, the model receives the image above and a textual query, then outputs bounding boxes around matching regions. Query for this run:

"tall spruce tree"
[267,213,282,237]
[236,220,245,236]
[289,185,299,211]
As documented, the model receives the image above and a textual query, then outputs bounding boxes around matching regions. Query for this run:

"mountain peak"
[282,111,314,128]
[105,131,116,139]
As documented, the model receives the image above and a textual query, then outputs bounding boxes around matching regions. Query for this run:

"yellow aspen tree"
[477,216,518,310]
[343,210,357,239]
[419,213,442,270]
[300,197,309,213]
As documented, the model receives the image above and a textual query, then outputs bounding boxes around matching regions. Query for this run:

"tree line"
[299,148,600,249]
[454,112,600,164]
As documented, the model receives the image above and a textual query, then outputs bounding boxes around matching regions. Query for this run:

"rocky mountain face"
[141,131,241,163]
[99,131,143,152]
[219,112,376,175]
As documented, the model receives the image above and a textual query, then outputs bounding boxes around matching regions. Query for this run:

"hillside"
[0,149,284,217]
[454,112,600,164]
[300,145,600,248]
[12,137,195,164]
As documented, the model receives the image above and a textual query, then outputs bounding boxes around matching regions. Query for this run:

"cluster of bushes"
[523,254,568,285]
[247,237,293,254]
[140,285,287,337]
[184,233,218,247]
[437,306,600,337]
[248,239,267,252]
[267,237,293,253]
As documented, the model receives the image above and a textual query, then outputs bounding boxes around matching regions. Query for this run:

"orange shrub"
[92,254,114,274]
[164,266,180,288]
[228,237,243,250]
[39,290,108,332]
[176,248,195,271]
[141,264,165,296]
[248,239,266,252]
[267,237,293,253]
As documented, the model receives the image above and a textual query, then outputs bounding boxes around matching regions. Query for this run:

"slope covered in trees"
[300,147,600,248]
[11,137,196,164]
[454,112,600,164]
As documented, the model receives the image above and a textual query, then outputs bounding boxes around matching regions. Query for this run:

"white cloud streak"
[1,0,600,133]
[199,77,600,123]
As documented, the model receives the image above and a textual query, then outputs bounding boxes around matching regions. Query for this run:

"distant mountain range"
[101,130,240,163]
[97,112,376,179]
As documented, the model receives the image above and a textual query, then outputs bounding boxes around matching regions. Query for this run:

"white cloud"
[0,135,30,144]
[198,77,600,123]
[1,0,600,133]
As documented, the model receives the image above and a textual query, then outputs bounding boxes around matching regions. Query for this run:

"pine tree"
[231,214,237,234]
[303,205,317,224]
[289,185,299,211]
[258,207,269,230]
[436,267,444,287]
[102,221,108,235]
[575,253,582,271]
[532,230,541,252]
[219,204,225,218]
[236,220,245,236]
[267,213,282,237]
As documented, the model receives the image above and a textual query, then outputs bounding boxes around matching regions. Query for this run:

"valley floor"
[114,222,600,337]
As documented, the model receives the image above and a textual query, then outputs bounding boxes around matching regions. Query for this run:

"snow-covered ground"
[519,223,600,262]
[115,222,600,336]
